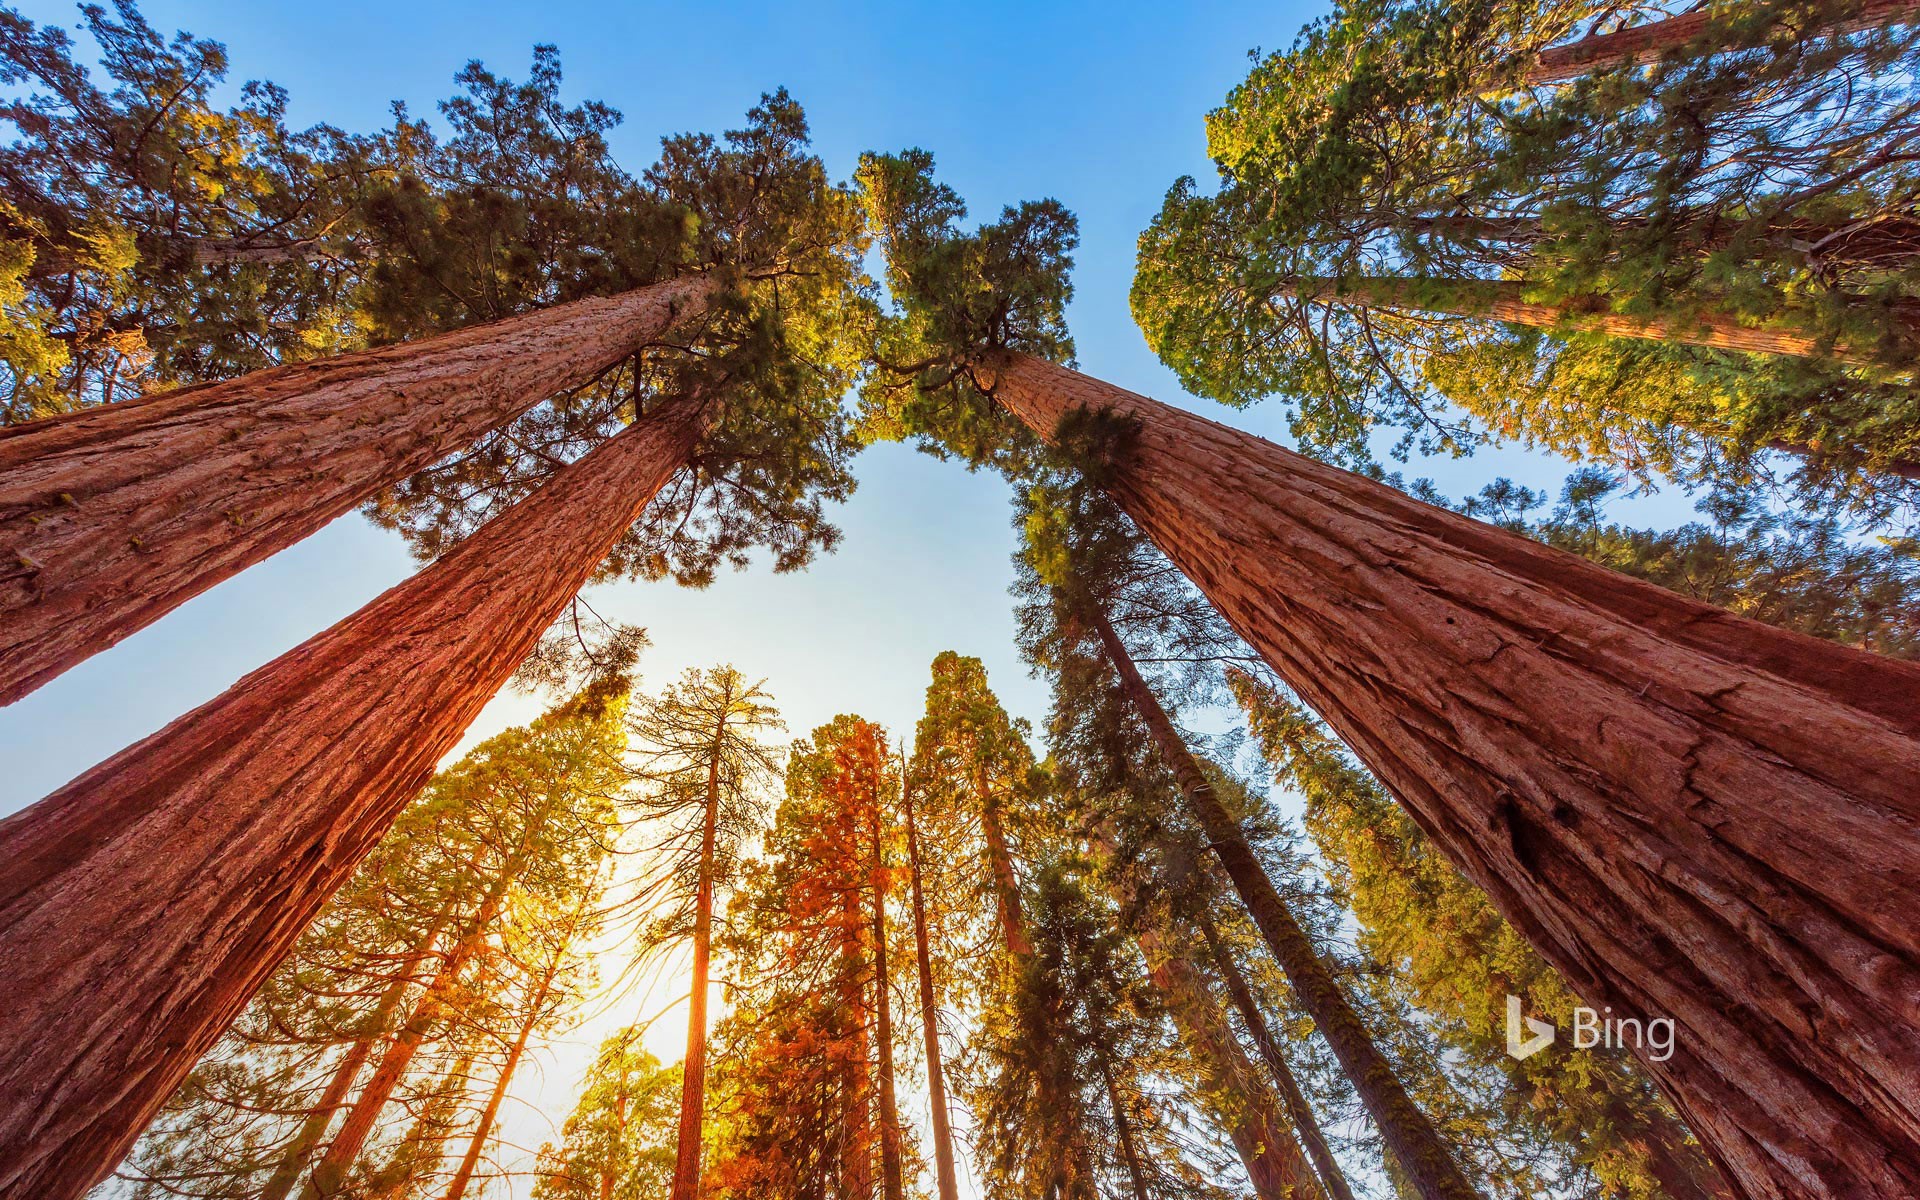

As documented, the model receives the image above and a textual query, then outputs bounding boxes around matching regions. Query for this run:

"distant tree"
[623,666,783,1200]
[532,1033,681,1200]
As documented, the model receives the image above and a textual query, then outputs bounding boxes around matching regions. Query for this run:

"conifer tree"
[115,686,629,1199]
[859,151,1920,1198]
[1132,0,1920,502]
[624,666,783,1200]
[532,1033,681,1200]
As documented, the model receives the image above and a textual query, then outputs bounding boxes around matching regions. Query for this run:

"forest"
[0,1,1918,1198]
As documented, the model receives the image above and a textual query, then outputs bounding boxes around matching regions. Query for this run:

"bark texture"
[1525,0,1920,84]
[985,350,1920,1200]
[0,391,711,1200]
[1081,596,1479,1200]
[871,798,908,1200]
[0,273,714,705]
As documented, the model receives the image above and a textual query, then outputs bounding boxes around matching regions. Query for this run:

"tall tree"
[860,156,1920,1197]
[1016,476,1478,1200]
[0,388,704,1200]
[1132,0,1920,502]
[984,350,1920,1200]
[3,68,871,703]
[624,666,783,1200]
[900,765,961,1200]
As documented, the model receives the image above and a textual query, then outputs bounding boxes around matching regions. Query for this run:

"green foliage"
[1133,0,1920,504]
[533,1032,682,1200]
[1,0,367,405]
[856,148,1076,470]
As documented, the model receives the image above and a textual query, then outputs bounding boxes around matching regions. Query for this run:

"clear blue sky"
[1,1,1698,1191]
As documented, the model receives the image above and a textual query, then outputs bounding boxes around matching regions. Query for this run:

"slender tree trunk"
[1524,0,1920,84]
[0,273,714,705]
[302,866,526,1200]
[1077,592,1478,1200]
[371,1044,477,1200]
[1140,929,1326,1200]
[1097,1053,1153,1200]
[600,1079,627,1200]
[669,705,730,1200]
[869,784,907,1200]
[0,390,713,1200]
[903,781,962,1200]
[1287,274,1913,364]
[985,351,1920,1200]
[442,954,564,1200]
[1197,914,1360,1200]
[975,763,1032,958]
[259,905,457,1200]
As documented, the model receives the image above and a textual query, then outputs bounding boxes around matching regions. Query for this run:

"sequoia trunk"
[0,273,713,704]
[1079,595,1478,1200]
[986,351,1920,1200]
[0,391,711,1200]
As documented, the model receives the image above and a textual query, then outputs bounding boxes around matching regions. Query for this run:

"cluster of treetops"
[1,0,1918,1197]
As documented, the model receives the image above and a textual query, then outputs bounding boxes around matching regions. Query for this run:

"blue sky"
[1,1,1700,1191]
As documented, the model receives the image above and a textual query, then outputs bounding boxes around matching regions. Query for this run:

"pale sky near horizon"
[1,1,1701,1194]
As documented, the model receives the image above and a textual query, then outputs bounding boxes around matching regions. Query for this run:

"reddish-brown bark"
[0,391,711,1200]
[986,351,1920,1200]
[0,273,715,705]
[669,708,729,1200]
[1080,596,1479,1200]
[1525,0,1920,84]
[904,782,962,1200]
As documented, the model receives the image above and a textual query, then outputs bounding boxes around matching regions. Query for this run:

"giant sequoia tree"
[862,149,1920,1199]
[0,44,869,703]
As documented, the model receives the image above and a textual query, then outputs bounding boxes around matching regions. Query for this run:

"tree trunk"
[0,390,712,1200]
[903,781,962,1200]
[976,763,1033,958]
[1077,591,1479,1200]
[985,350,1920,1200]
[442,943,567,1200]
[669,706,729,1200]
[1138,927,1326,1200]
[1288,274,1913,364]
[869,788,907,1200]
[1097,1052,1153,1200]
[1524,0,1920,84]
[0,273,714,705]
[258,905,456,1200]
[302,864,528,1200]
[1197,913,1359,1200]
